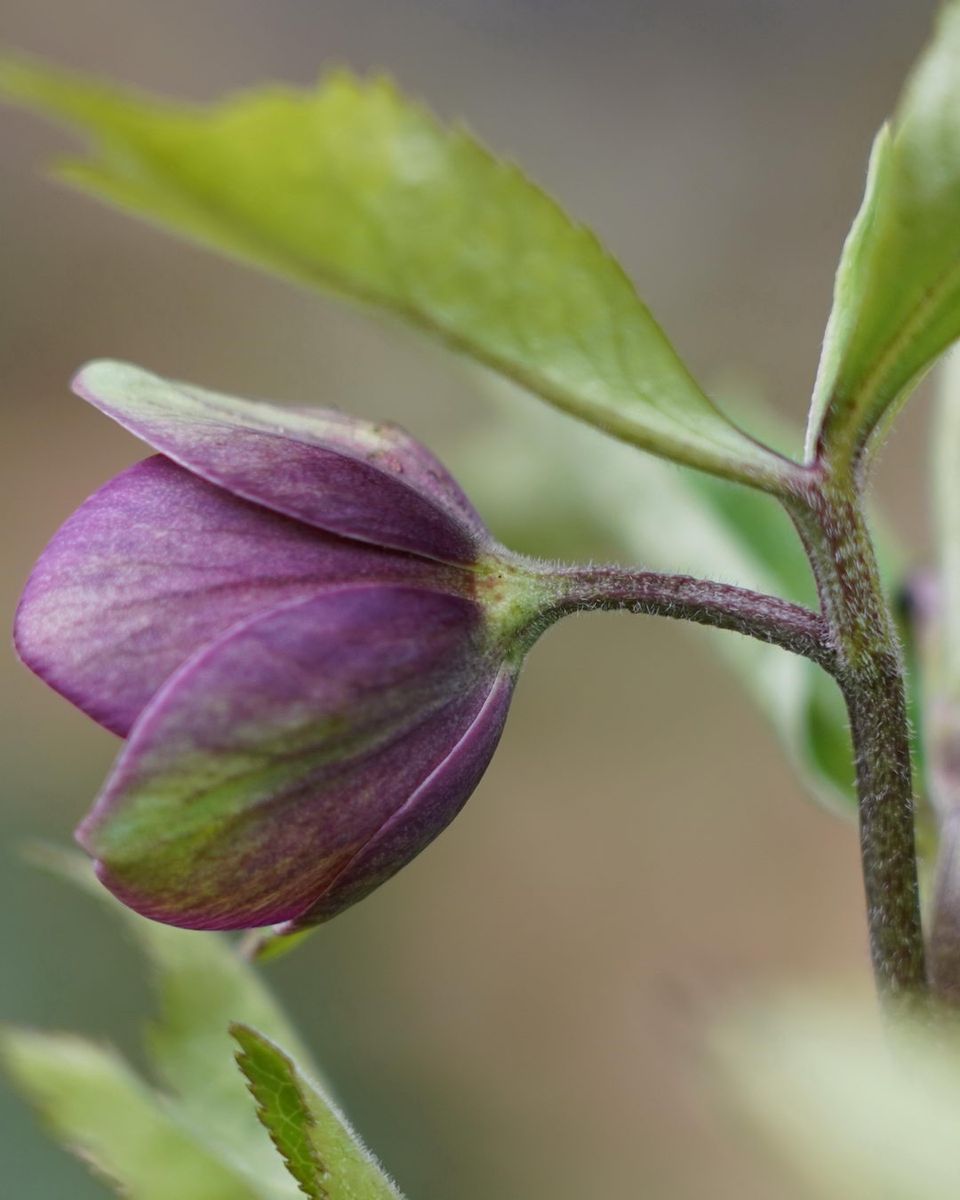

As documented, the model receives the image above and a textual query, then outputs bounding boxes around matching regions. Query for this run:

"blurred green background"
[0,1,940,1196]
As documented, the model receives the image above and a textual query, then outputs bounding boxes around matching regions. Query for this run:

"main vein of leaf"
[830,241,960,467]
[82,158,774,484]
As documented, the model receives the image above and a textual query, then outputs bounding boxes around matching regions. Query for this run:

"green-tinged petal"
[78,587,510,930]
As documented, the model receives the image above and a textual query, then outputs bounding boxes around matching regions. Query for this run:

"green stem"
[519,455,926,1008]
[789,471,927,1005]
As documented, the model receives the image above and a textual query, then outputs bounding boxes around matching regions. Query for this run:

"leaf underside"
[808,1,960,468]
[0,56,790,491]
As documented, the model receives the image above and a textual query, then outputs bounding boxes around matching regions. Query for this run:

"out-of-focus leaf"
[807,1,960,470]
[906,355,960,824]
[233,1025,403,1200]
[0,57,795,493]
[714,991,960,1200]
[928,349,960,791]
[0,1029,264,1200]
[10,856,404,1200]
[454,380,893,814]
[24,846,318,1197]
[248,926,316,965]
[915,353,960,995]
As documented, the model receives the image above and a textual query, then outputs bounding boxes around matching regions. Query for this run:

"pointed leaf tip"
[809,3,960,469]
[232,1025,329,1199]
[231,1024,403,1199]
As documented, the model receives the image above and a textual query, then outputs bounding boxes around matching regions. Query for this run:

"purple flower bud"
[15,361,550,932]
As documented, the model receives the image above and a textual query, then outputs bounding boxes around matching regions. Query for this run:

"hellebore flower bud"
[15,361,552,933]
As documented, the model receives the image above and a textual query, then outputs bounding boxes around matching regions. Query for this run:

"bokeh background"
[0,1,941,1196]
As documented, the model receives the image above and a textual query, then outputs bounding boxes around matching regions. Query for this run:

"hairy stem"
[789,473,927,1005]
[525,463,926,1009]
[529,562,835,668]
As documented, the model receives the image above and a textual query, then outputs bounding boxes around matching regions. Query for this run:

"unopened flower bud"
[15,361,553,931]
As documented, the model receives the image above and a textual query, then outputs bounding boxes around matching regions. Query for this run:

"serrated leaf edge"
[231,1023,330,1200]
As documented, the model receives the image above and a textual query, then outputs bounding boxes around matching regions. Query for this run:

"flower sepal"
[15,361,559,935]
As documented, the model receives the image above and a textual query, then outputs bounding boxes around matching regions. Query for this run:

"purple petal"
[14,456,466,736]
[73,360,488,563]
[76,586,509,930]
[284,668,514,930]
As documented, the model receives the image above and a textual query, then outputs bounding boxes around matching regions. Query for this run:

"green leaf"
[233,1026,327,1199]
[908,354,960,817]
[933,351,960,711]
[25,846,317,1196]
[233,1025,402,1200]
[454,378,874,813]
[713,991,960,1200]
[915,355,960,992]
[808,2,960,469]
[11,852,406,1197]
[0,1028,264,1200]
[0,56,794,493]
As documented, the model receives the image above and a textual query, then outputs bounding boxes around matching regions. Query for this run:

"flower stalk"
[789,468,927,1006]
[11,357,933,1007]
[523,561,835,669]
[530,456,931,1008]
